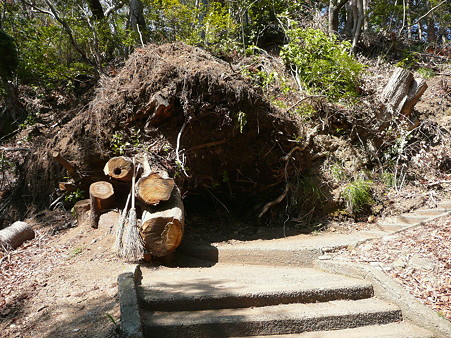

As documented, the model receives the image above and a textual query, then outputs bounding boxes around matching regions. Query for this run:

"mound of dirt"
[21,43,309,220]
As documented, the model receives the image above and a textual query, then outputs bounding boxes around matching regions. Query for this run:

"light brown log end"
[103,156,134,181]
[136,173,175,205]
[89,181,115,229]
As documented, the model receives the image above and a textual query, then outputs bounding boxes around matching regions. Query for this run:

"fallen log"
[59,181,77,192]
[381,67,428,117]
[103,156,134,181]
[135,155,174,205]
[89,181,115,229]
[140,187,184,257]
[0,221,35,250]
[73,199,91,227]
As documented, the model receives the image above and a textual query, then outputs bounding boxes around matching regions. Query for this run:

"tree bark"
[89,181,115,228]
[103,156,134,181]
[73,199,91,227]
[140,187,184,257]
[0,221,35,250]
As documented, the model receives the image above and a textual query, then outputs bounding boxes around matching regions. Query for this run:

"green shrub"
[342,179,374,214]
[280,28,364,100]
[416,67,435,79]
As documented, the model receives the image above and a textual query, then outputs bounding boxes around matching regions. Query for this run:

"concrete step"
[415,208,449,216]
[141,298,402,337]
[178,230,387,266]
[248,322,434,337]
[137,265,373,311]
[379,214,429,226]
[438,200,451,209]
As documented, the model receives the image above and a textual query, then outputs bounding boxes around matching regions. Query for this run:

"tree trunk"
[140,187,184,257]
[73,199,91,227]
[381,67,428,117]
[86,0,105,20]
[329,0,349,34]
[89,181,115,228]
[103,156,134,181]
[0,221,35,250]
[129,0,147,41]
[351,0,364,53]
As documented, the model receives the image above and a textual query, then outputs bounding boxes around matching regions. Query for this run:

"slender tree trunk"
[129,0,147,42]
[351,0,364,53]
[329,0,350,34]
[86,0,105,20]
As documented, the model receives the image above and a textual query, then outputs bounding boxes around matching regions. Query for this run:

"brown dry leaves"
[0,230,67,319]
[335,215,451,320]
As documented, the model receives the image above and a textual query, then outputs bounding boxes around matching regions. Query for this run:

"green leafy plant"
[342,179,374,214]
[64,188,84,204]
[416,67,435,79]
[281,28,364,100]
[68,246,83,258]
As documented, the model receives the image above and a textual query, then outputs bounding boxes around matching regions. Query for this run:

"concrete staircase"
[118,200,451,337]
[136,265,432,337]
[377,200,451,232]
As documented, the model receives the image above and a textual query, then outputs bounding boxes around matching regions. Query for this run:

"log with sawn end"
[140,187,184,257]
[103,156,134,181]
[89,181,115,229]
[0,221,35,250]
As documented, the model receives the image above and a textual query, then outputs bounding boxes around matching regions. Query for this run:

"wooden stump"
[140,187,184,257]
[89,181,115,229]
[381,67,428,117]
[0,221,35,250]
[73,199,91,227]
[103,156,134,181]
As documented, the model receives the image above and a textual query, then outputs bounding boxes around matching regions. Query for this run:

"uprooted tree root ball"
[19,43,318,222]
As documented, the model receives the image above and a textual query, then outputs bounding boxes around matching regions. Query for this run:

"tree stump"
[103,156,134,181]
[140,187,184,257]
[381,67,428,117]
[73,199,91,227]
[89,181,115,229]
[0,221,35,250]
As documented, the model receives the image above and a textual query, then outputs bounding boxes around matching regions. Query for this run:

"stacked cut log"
[102,155,184,258]
[381,67,428,128]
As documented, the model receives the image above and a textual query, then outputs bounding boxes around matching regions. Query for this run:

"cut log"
[381,67,428,117]
[103,156,134,181]
[89,181,115,229]
[140,187,184,257]
[136,172,175,205]
[73,199,91,227]
[0,221,35,250]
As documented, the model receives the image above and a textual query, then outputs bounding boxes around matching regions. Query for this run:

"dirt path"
[0,212,133,338]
